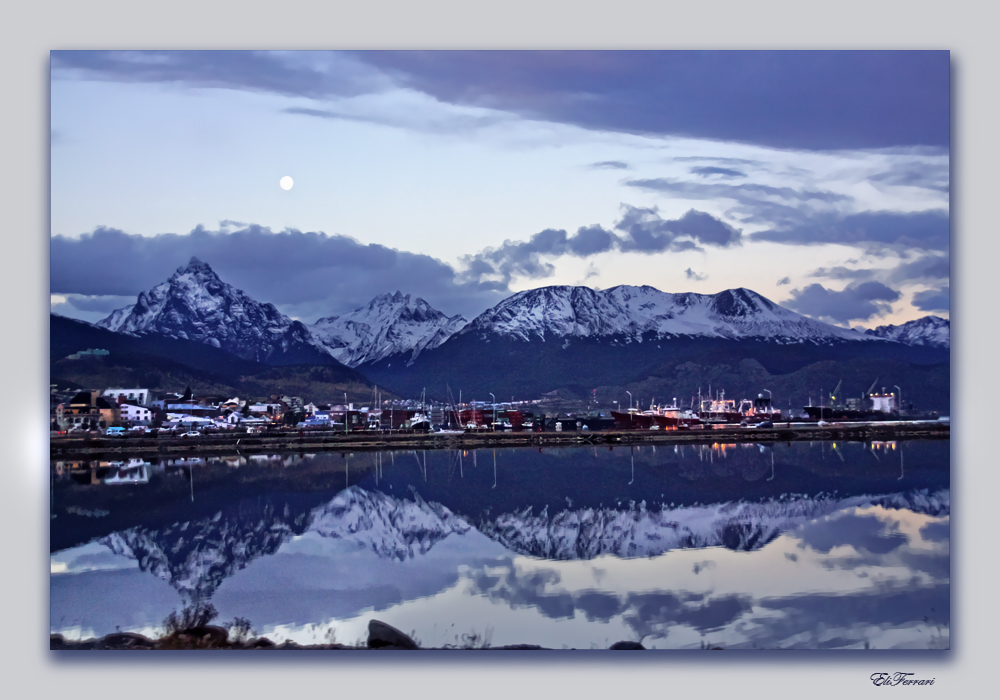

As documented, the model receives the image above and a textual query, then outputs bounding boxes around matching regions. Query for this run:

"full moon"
[279,176,294,190]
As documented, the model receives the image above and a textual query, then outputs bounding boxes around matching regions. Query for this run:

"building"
[119,403,153,424]
[102,388,151,406]
[56,391,121,429]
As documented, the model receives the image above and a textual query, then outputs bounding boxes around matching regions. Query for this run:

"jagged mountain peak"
[95,259,331,365]
[464,283,868,344]
[864,315,950,348]
[310,292,468,367]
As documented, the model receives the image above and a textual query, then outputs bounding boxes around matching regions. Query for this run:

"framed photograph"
[49,50,949,654]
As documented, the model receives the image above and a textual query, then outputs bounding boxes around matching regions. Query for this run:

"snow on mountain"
[96,257,321,364]
[462,285,875,344]
[479,489,950,560]
[92,486,948,600]
[309,291,467,367]
[308,486,472,560]
[864,316,950,348]
[100,505,298,600]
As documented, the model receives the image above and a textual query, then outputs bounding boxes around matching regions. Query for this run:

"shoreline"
[50,421,950,458]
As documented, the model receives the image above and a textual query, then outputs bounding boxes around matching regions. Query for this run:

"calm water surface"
[50,439,949,649]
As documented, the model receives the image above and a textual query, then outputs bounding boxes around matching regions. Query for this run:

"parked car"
[181,431,202,438]
[105,427,126,437]
[754,421,774,429]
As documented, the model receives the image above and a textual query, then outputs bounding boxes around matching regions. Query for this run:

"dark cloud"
[776,277,791,286]
[888,254,950,284]
[355,51,950,150]
[753,209,950,253]
[808,253,949,289]
[912,286,950,312]
[809,266,875,281]
[626,177,853,228]
[50,225,504,322]
[784,281,902,324]
[590,160,629,170]
[691,166,745,178]
[919,520,950,544]
[55,50,950,151]
[685,268,707,281]
[460,207,741,286]
[616,206,742,252]
[459,225,618,286]
[797,512,909,555]
[628,177,850,205]
[52,50,386,101]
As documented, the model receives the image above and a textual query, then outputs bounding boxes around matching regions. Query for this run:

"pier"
[50,420,950,457]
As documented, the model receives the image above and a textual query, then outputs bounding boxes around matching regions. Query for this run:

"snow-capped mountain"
[480,490,949,559]
[308,486,472,561]
[96,258,330,365]
[309,292,467,367]
[100,502,299,600]
[94,486,949,601]
[461,285,875,344]
[864,316,950,349]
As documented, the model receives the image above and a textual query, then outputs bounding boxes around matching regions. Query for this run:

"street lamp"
[894,385,902,413]
[626,390,633,410]
[489,392,496,431]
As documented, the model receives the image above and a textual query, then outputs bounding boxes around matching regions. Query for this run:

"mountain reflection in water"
[50,439,949,649]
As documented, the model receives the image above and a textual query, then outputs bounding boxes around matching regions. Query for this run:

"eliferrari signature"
[870,672,936,687]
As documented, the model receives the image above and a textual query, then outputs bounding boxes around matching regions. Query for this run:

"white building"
[119,403,153,424]
[225,412,271,427]
[103,388,151,406]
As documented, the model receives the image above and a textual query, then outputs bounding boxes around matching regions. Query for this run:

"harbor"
[50,418,950,457]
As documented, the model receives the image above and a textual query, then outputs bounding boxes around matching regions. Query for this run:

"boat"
[612,401,702,430]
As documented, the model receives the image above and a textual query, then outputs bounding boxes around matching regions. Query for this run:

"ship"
[612,400,703,430]
[800,382,936,422]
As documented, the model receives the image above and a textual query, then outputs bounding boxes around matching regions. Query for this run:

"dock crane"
[864,376,880,405]
[830,379,843,406]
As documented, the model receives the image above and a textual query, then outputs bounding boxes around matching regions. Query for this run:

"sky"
[49,50,950,328]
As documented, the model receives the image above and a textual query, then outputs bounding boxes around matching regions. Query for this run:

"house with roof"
[102,388,151,406]
[56,391,121,430]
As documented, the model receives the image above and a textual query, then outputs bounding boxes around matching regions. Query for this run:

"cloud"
[797,512,908,555]
[459,207,740,286]
[776,277,791,286]
[783,281,902,324]
[753,209,950,253]
[685,268,707,281]
[887,254,950,284]
[628,177,851,206]
[459,224,618,286]
[808,253,949,289]
[616,206,742,252]
[691,166,745,178]
[809,266,875,281]
[912,286,950,312]
[55,50,951,150]
[62,294,137,313]
[354,50,950,150]
[590,160,629,170]
[870,161,950,193]
[52,50,389,101]
[626,177,853,227]
[50,225,505,322]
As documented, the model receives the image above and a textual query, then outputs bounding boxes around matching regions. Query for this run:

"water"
[50,439,949,649]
